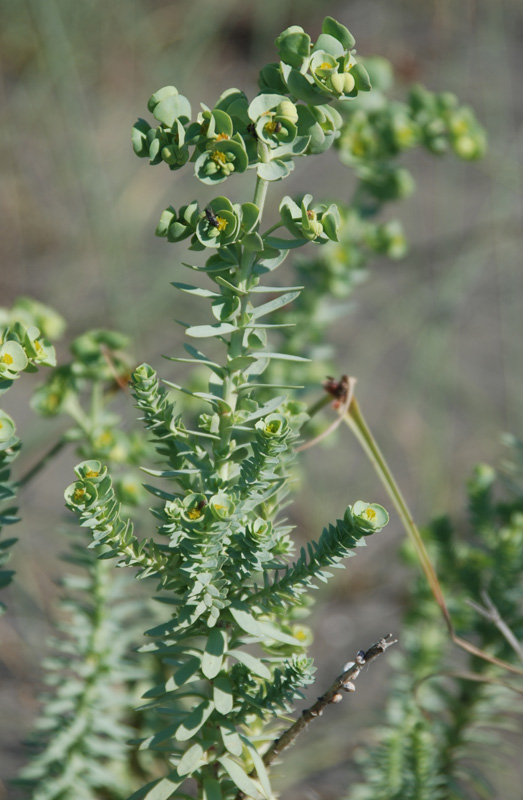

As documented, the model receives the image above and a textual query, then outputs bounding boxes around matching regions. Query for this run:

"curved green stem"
[343,396,523,677]
[262,221,284,238]
[343,397,451,611]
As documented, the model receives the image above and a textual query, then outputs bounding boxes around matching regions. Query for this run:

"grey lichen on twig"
[235,634,397,799]
[262,633,397,769]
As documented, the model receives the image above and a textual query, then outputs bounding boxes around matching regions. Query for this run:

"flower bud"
[330,73,345,94]
[276,100,299,124]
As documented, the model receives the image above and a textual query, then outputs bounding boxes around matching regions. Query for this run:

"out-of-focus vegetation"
[1,1,522,798]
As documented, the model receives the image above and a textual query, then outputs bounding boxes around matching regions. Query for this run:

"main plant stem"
[218,145,270,481]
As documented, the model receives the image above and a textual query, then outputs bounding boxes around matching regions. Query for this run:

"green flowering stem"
[235,635,397,799]
[344,396,523,677]
[253,142,271,213]
[262,221,284,238]
[18,438,67,488]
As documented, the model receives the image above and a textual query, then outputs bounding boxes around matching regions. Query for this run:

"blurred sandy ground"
[1,0,522,797]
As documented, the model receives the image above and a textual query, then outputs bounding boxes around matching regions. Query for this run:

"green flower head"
[195,197,242,249]
[350,501,389,534]
[280,195,341,243]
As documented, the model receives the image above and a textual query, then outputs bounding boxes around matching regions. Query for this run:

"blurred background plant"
[1,1,522,798]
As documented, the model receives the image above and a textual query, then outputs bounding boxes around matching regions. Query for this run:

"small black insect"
[273,121,283,134]
[205,206,220,229]
[246,122,258,140]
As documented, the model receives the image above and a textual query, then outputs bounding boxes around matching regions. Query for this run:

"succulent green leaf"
[219,757,268,799]
[275,28,311,70]
[228,649,271,679]
[228,601,263,636]
[241,232,264,253]
[213,675,234,715]
[257,159,294,182]
[285,68,329,105]
[132,118,152,157]
[177,742,204,777]
[240,202,260,233]
[322,16,356,49]
[211,108,233,137]
[144,657,201,699]
[247,93,288,122]
[220,726,243,756]
[201,628,227,679]
[241,736,272,799]
[185,322,237,339]
[175,699,214,741]
[250,290,300,320]
[211,296,241,322]
[171,282,220,299]
[153,93,191,127]
[258,63,288,94]
[252,351,309,362]
[127,773,183,800]
[313,33,345,58]
[350,63,372,92]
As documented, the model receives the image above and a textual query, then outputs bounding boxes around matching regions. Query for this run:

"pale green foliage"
[64,17,393,800]
[347,440,523,800]
[1,12,491,800]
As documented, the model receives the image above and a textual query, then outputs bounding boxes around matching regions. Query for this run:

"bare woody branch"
[262,633,397,769]
[235,634,397,799]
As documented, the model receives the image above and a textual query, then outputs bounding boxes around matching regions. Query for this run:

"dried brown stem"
[234,634,397,799]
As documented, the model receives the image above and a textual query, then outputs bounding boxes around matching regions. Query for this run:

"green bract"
[194,196,242,249]
[350,501,390,533]
[0,409,16,444]
[274,25,311,70]
[0,340,28,378]
[280,194,341,243]
[156,202,199,242]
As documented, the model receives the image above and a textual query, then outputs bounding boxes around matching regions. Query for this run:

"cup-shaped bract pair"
[280,195,341,243]
[156,201,200,244]
[349,501,389,534]
[187,104,249,184]
[296,103,343,155]
[247,94,299,148]
[132,86,192,170]
[0,323,55,384]
[195,197,260,250]
[274,17,371,105]
[0,409,16,445]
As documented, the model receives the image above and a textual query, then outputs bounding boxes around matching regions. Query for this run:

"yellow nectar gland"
[211,150,228,165]
[264,121,280,135]
[35,340,44,354]
[295,629,308,642]
[215,216,228,232]
[74,487,86,502]
[319,62,333,70]
[85,470,100,479]
[187,508,202,520]
[215,133,230,141]
[1,353,14,365]
[364,508,376,521]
